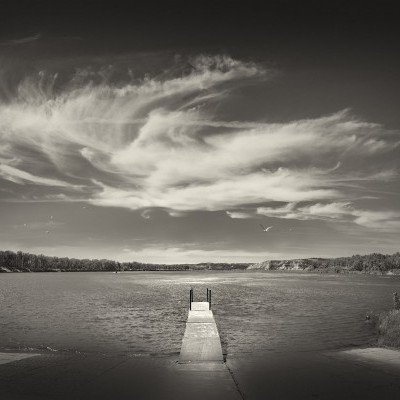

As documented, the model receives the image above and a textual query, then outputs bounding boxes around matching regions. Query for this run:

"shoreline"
[2,346,400,399]
[2,250,400,274]
[2,268,400,275]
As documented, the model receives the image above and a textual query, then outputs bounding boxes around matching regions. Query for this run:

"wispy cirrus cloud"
[226,211,255,219]
[0,164,73,187]
[0,54,399,232]
[0,33,41,46]
[140,209,151,219]
[257,202,400,230]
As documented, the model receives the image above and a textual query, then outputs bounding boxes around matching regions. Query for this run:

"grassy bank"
[378,310,400,348]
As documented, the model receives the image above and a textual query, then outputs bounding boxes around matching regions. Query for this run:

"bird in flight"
[260,224,273,232]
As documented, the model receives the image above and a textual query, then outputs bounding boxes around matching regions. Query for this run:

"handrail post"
[209,289,211,310]
[189,288,192,310]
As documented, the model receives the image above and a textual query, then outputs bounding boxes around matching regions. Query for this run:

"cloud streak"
[0,165,73,187]
[0,54,399,231]
[257,202,400,230]
[0,33,41,46]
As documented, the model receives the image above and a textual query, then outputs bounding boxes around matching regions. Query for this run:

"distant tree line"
[322,252,400,273]
[1,250,399,273]
[0,250,250,272]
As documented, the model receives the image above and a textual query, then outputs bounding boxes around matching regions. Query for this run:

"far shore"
[2,267,400,275]
[2,249,400,275]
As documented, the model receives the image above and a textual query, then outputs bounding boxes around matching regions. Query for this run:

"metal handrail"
[189,288,211,310]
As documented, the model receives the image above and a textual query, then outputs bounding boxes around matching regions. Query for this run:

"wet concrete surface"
[227,349,400,400]
[1,348,400,399]
[0,353,40,366]
[0,352,239,400]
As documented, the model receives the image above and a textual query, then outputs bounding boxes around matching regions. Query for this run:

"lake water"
[1,272,399,357]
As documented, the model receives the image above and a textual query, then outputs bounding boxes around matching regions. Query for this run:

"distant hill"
[248,258,327,271]
[248,253,400,274]
[1,249,399,274]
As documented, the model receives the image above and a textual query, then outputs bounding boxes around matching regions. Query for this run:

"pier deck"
[180,301,224,362]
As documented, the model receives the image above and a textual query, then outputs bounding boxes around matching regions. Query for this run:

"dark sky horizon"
[0,1,399,263]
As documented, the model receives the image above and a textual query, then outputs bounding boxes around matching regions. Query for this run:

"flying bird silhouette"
[259,224,273,232]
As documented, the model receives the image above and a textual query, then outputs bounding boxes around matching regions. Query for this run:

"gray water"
[0,272,399,356]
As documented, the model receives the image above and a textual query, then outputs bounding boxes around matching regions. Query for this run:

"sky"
[0,1,399,263]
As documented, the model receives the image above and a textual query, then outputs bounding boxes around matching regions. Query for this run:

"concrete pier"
[180,301,224,362]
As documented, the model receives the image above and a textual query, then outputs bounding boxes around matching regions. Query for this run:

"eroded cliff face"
[248,259,326,271]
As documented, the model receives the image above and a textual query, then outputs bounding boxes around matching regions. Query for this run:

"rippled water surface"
[1,272,399,356]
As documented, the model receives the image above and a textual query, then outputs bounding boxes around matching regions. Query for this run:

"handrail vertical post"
[189,288,192,310]
[209,289,212,310]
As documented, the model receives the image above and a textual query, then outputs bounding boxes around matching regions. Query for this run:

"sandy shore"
[1,348,400,399]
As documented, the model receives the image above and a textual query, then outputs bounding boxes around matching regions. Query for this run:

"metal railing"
[189,288,193,310]
[189,288,211,310]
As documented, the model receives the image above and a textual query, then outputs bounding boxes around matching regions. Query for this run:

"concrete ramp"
[179,301,224,362]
